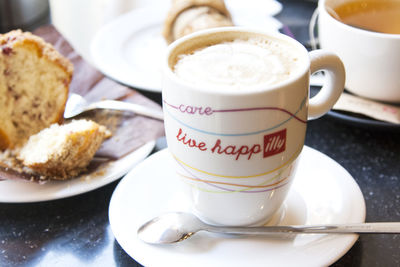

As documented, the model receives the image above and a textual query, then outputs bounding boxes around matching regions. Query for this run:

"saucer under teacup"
[109,146,365,267]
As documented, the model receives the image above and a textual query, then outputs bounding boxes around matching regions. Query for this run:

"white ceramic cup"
[318,0,400,103]
[162,27,345,226]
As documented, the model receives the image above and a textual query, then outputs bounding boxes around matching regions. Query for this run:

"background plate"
[90,3,282,92]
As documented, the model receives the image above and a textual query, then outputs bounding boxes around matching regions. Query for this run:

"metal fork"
[64,93,164,121]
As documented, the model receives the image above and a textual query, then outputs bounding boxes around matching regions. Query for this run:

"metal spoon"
[137,212,400,244]
[64,93,164,121]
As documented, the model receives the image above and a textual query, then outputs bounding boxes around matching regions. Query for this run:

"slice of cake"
[0,30,73,150]
[17,119,111,180]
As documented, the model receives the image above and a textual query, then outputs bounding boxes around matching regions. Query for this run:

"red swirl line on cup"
[163,98,307,124]
[213,107,307,123]
[163,100,180,110]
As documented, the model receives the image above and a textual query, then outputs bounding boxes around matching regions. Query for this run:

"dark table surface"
[1,0,400,266]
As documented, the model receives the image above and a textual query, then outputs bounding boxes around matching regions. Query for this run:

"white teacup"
[318,0,400,103]
[162,27,345,226]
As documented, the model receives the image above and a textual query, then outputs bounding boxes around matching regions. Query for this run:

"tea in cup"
[162,27,345,226]
[318,0,400,103]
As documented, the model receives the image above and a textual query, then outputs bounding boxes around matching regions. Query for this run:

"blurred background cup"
[318,0,400,103]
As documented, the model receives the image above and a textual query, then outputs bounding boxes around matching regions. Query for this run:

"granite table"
[1,0,399,266]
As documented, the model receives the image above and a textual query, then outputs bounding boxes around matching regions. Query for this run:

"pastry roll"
[163,0,234,44]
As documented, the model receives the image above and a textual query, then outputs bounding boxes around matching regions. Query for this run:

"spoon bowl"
[138,212,206,244]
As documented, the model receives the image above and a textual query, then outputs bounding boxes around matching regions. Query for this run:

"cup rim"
[319,0,400,39]
[163,27,311,96]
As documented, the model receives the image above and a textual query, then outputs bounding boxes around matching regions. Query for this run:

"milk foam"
[173,38,301,90]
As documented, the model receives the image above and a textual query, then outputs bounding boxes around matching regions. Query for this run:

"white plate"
[90,2,282,92]
[0,141,155,203]
[109,146,366,267]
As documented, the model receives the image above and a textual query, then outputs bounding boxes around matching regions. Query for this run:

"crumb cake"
[17,119,111,180]
[0,30,73,150]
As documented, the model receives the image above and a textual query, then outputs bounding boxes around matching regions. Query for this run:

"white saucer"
[109,146,366,267]
[90,2,282,92]
[0,141,154,203]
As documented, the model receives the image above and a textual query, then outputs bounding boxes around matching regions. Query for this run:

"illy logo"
[263,129,286,158]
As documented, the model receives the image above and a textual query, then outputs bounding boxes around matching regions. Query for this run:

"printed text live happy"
[176,128,287,160]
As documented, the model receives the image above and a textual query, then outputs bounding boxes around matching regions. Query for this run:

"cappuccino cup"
[318,0,400,103]
[162,27,345,226]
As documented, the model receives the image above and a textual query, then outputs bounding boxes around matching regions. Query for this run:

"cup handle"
[308,50,345,120]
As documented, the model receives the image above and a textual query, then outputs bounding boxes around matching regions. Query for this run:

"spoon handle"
[88,100,164,121]
[205,222,400,235]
